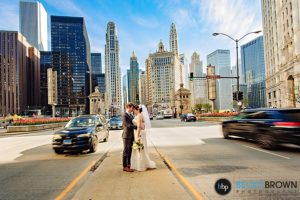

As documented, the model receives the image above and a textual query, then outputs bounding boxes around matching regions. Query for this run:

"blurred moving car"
[156,112,164,120]
[109,116,123,130]
[222,108,300,149]
[52,115,109,154]
[149,113,154,120]
[181,113,196,122]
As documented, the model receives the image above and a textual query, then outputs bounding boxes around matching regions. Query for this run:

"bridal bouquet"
[132,141,144,152]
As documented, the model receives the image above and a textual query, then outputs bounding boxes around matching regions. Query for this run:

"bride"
[130,104,156,171]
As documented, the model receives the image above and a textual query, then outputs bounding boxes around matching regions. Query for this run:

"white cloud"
[170,8,198,30]
[195,0,262,44]
[0,1,18,31]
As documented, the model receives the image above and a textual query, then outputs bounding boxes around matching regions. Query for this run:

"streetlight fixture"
[212,30,262,110]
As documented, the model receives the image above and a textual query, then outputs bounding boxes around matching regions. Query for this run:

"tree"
[203,103,212,112]
[194,104,203,113]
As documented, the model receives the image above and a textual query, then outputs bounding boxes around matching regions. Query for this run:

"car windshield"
[65,117,95,128]
[187,114,194,117]
[110,117,122,122]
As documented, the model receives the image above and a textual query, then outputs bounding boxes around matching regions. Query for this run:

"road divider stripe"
[55,160,97,200]
[157,150,205,200]
[242,145,291,159]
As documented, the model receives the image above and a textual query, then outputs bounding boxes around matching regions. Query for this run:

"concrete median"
[72,139,192,200]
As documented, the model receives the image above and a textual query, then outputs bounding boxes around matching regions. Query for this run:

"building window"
[268,92,271,99]
[273,91,276,98]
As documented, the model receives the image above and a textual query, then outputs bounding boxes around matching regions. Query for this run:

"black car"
[222,108,300,149]
[109,116,123,130]
[52,115,109,154]
[181,113,197,122]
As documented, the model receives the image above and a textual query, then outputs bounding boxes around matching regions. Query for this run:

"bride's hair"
[134,105,142,113]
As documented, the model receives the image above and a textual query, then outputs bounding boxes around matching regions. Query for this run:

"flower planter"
[6,122,66,133]
[197,117,231,122]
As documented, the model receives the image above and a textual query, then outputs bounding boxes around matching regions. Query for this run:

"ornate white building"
[262,0,300,107]
[169,23,179,56]
[145,41,181,111]
[105,22,122,115]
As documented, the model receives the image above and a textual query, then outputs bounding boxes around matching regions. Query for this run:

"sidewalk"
[72,138,192,200]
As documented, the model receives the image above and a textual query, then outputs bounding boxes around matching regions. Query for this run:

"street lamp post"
[212,31,261,111]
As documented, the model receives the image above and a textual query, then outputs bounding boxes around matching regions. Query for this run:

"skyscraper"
[169,23,178,56]
[179,54,189,89]
[91,53,105,93]
[139,71,146,105]
[19,1,48,51]
[40,51,53,112]
[91,53,102,74]
[51,16,91,116]
[145,40,181,112]
[127,51,140,104]
[105,22,122,115]
[189,52,208,106]
[122,74,128,109]
[262,0,300,108]
[207,50,232,111]
[241,36,266,108]
[0,31,40,115]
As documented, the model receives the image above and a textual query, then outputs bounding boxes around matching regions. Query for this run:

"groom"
[122,102,136,172]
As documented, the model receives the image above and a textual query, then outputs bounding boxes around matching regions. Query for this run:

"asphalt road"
[0,119,299,200]
[149,119,300,200]
[0,129,119,200]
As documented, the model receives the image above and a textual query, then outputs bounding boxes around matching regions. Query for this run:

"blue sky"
[0,0,262,75]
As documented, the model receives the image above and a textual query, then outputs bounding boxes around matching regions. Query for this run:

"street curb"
[151,142,205,200]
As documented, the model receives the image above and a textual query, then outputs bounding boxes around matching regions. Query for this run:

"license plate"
[63,139,72,145]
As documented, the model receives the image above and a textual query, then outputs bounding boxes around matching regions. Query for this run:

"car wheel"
[89,137,98,153]
[222,126,231,139]
[54,149,64,154]
[257,134,277,149]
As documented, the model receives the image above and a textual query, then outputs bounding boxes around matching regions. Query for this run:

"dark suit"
[122,112,135,168]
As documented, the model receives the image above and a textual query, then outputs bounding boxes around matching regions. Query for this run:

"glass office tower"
[51,16,91,116]
[40,51,53,113]
[241,36,266,108]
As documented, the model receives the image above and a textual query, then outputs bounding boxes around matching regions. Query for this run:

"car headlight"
[77,133,91,138]
[53,134,62,140]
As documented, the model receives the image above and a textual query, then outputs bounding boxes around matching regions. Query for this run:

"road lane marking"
[242,145,291,160]
[156,150,205,200]
[55,160,96,200]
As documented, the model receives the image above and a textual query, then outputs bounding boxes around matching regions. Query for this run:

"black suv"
[52,115,109,154]
[222,108,300,149]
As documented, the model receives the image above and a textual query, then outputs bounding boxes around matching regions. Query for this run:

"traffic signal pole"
[189,72,244,111]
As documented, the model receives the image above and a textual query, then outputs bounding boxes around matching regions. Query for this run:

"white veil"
[140,104,151,130]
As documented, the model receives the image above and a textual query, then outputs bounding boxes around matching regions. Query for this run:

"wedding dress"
[130,112,156,171]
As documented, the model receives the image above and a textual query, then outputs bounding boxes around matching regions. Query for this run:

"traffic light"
[190,72,194,81]
[233,92,237,101]
[238,91,243,101]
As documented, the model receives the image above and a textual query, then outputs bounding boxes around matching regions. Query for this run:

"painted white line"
[242,145,291,160]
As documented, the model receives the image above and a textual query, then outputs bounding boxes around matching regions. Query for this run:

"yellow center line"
[158,151,205,200]
[55,160,97,200]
